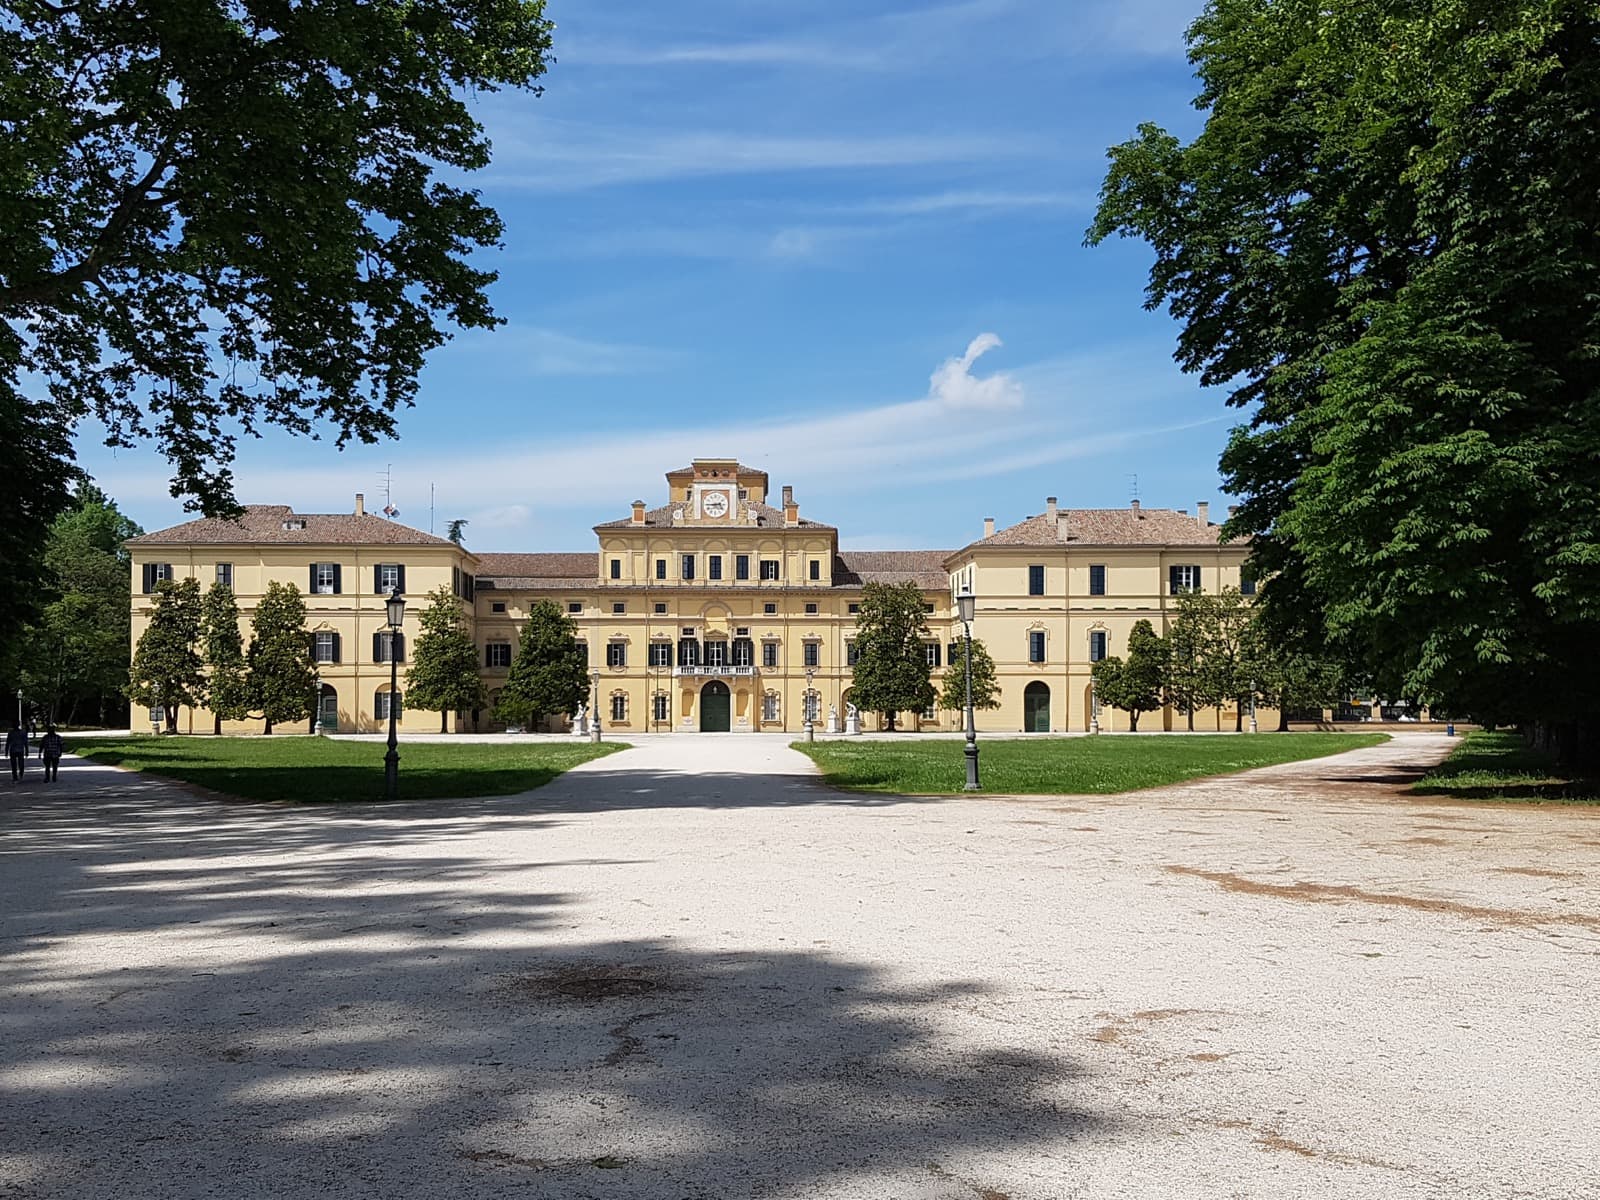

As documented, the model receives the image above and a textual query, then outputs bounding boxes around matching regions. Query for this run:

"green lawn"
[66,735,627,804]
[794,732,1389,795]
[1412,731,1599,804]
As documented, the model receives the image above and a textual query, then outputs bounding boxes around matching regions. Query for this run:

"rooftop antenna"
[379,464,398,520]
[1128,473,1139,501]
[430,483,435,534]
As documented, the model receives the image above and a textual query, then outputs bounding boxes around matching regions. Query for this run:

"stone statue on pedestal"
[844,702,861,736]
[825,704,839,735]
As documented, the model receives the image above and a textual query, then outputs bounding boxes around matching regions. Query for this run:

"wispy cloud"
[433,327,683,377]
[485,122,1037,191]
[833,189,1083,217]
[568,37,885,70]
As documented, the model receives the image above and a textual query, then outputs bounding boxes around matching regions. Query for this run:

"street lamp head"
[385,586,406,629]
[956,587,976,625]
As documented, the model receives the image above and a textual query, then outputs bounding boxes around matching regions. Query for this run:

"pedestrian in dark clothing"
[39,726,64,782]
[6,722,26,781]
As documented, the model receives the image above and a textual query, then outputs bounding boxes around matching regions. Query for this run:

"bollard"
[1445,722,1455,738]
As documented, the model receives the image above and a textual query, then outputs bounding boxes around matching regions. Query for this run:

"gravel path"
[2,735,1596,1199]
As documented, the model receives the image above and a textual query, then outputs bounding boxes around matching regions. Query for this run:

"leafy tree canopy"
[0,0,553,513]
[940,636,1001,713]
[1090,0,1600,760]
[128,576,203,731]
[247,580,313,733]
[850,581,936,731]
[406,586,487,732]
[1092,618,1166,731]
[200,581,250,730]
[496,599,588,730]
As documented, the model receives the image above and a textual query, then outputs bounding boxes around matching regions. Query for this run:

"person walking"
[6,721,26,782]
[39,725,64,782]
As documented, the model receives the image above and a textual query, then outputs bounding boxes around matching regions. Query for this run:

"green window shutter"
[332,564,342,594]
[373,631,383,662]
[310,564,318,592]
[396,565,407,594]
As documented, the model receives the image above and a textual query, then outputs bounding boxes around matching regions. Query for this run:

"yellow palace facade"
[128,458,1268,735]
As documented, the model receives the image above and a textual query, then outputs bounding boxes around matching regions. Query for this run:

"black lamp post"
[804,665,816,742]
[957,587,979,791]
[383,585,405,801]
[590,668,602,743]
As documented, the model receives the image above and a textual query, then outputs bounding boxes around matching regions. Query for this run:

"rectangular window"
[491,601,506,613]
[568,601,582,614]
[374,630,404,664]
[736,554,750,580]
[1028,630,1046,663]
[654,602,667,614]
[809,559,821,581]
[803,642,819,668]
[215,562,233,589]
[140,563,175,593]
[762,692,779,722]
[709,555,723,581]
[653,694,670,722]
[1088,564,1106,596]
[313,562,339,594]
[610,694,626,722]
[485,643,512,668]
[924,643,942,667]
[922,704,938,721]
[606,642,626,668]
[648,642,672,668]
[313,631,339,663]
[1089,631,1108,662]
[924,603,935,614]
[704,640,727,668]
[804,602,818,615]
[846,642,860,666]
[610,558,621,580]
[1169,564,1202,594]
[732,638,753,667]
[612,602,625,615]
[679,638,699,667]
[374,691,402,721]
[762,642,779,668]
[1240,571,1257,597]
[948,641,961,665]
[763,602,777,615]
[848,603,860,615]
[681,554,695,581]
[656,558,667,580]
[1028,564,1045,596]
[760,559,780,581]
[376,562,403,593]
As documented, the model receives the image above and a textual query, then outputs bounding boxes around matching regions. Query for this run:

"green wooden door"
[1024,682,1050,732]
[700,681,731,732]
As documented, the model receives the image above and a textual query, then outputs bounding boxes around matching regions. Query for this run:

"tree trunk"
[1234,703,1243,732]
[440,710,448,734]
[885,711,897,732]
[1130,711,1140,732]
[263,717,273,735]
[1528,719,1600,771]
[164,704,177,734]
[1277,707,1291,732]
[1186,705,1194,732]
[214,712,222,736]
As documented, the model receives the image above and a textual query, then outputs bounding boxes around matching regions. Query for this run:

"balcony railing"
[672,664,756,678]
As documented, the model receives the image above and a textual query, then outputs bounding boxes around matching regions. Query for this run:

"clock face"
[702,491,729,518]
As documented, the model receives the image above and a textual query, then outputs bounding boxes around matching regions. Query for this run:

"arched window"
[375,689,403,721]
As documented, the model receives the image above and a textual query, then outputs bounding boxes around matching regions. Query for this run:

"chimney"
[781,485,793,507]
[631,500,646,526]
[1046,496,1058,522]
[1131,499,1142,519]
[354,492,365,516]
[784,489,799,526]
[983,517,995,539]
[1196,501,1210,525]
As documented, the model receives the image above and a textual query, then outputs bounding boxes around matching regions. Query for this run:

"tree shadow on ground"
[1,760,1105,1199]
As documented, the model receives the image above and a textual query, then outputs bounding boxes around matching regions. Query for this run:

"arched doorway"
[1024,681,1050,732]
[316,683,339,733]
[700,680,731,732]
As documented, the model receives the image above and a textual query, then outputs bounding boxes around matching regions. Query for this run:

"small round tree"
[406,586,487,732]
[496,600,589,731]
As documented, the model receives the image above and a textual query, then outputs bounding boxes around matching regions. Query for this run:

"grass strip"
[1412,731,1599,804]
[66,735,627,804]
[794,732,1388,795]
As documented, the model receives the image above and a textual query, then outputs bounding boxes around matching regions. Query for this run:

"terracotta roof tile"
[950,507,1240,557]
[834,550,950,590]
[128,505,463,549]
[475,552,597,589]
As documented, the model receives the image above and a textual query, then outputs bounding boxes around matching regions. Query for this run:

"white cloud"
[834,189,1083,217]
[568,38,885,70]
[928,333,1024,412]
[435,327,682,377]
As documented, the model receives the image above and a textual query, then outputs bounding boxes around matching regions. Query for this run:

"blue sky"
[78,0,1224,553]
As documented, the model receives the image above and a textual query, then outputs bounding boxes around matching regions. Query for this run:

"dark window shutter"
[397,565,407,594]
[373,566,382,594]
[141,564,154,593]
[394,632,405,663]
[1169,565,1180,594]
[374,631,383,662]
[329,632,341,664]
[310,564,318,592]
[332,564,342,594]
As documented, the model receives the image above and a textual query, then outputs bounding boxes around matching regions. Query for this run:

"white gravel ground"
[3,734,1598,1200]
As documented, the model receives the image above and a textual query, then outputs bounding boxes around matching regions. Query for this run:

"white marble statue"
[844,702,861,736]
[825,704,839,735]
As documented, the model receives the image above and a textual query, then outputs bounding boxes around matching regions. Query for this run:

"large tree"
[14,482,140,725]
[1,1,552,645]
[1164,593,1222,732]
[128,577,204,732]
[246,581,314,734]
[939,636,1001,715]
[495,600,588,731]
[200,581,250,734]
[850,581,936,732]
[1090,1,1600,764]
[406,586,486,732]
[1092,618,1166,731]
